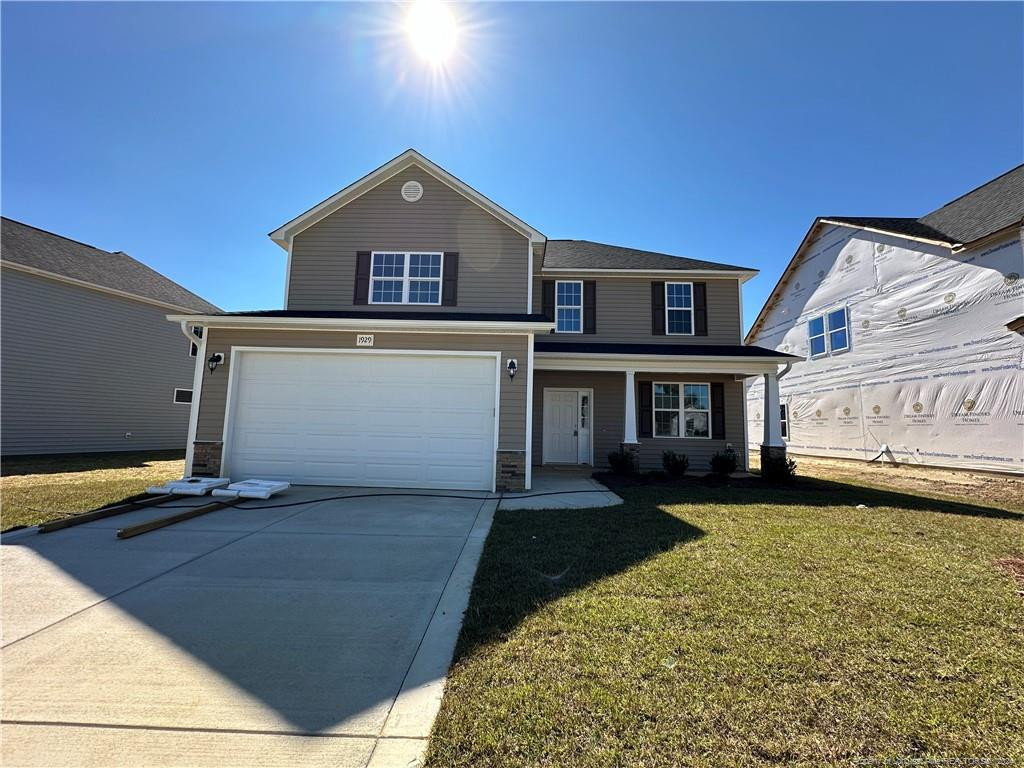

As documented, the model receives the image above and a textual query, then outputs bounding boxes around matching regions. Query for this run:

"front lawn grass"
[1,450,184,529]
[427,476,1024,767]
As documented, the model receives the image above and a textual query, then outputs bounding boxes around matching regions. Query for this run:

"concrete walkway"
[1,486,496,767]
[499,470,622,511]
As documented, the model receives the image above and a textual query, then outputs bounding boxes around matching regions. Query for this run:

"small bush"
[761,454,797,484]
[662,450,689,478]
[607,448,638,475]
[710,446,738,476]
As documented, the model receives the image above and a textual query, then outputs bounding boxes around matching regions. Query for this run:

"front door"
[543,389,593,465]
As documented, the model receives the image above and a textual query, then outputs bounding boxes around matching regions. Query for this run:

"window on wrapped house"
[808,306,850,358]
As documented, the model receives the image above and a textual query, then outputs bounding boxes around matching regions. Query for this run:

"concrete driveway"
[1,486,497,767]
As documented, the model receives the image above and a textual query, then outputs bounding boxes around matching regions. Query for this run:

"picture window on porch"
[653,382,710,438]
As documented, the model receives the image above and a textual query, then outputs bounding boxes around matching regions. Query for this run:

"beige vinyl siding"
[196,329,528,452]
[532,370,745,471]
[288,167,530,312]
[1,267,195,455]
[533,275,742,345]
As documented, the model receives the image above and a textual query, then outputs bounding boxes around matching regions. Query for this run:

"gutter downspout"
[179,320,207,479]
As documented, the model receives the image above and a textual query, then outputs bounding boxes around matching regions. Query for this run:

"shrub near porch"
[426,474,1024,767]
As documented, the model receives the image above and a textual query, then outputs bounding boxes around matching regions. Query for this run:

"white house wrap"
[746,199,1024,475]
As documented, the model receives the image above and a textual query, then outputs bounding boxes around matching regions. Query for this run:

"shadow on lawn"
[602,474,1024,521]
[1,450,184,477]
[452,505,705,662]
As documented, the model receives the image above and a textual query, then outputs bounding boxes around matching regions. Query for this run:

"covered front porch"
[531,342,796,474]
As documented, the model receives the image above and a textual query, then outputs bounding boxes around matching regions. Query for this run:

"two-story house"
[170,150,794,491]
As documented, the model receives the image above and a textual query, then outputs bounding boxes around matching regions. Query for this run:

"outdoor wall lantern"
[207,352,225,374]
[506,358,518,380]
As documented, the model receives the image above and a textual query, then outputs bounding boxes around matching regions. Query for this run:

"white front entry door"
[223,350,497,491]
[543,389,593,465]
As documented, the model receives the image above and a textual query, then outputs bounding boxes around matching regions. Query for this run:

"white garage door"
[224,350,497,490]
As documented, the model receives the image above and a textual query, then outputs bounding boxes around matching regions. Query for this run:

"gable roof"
[268,149,545,249]
[542,239,757,275]
[1,217,219,313]
[818,217,953,245]
[918,164,1024,245]
[745,164,1024,344]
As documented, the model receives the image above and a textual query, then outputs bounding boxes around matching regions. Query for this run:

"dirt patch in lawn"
[752,453,1024,513]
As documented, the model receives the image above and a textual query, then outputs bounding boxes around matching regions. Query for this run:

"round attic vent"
[401,180,424,202]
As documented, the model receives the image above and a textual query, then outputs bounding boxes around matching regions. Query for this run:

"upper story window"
[370,252,442,305]
[808,306,850,358]
[665,282,693,335]
[555,280,583,333]
[653,382,710,439]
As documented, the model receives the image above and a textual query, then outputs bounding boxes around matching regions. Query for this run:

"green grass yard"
[426,473,1024,767]
[1,451,185,529]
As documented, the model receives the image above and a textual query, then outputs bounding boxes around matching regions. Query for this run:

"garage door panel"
[225,351,496,490]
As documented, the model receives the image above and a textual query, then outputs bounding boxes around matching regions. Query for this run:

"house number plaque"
[357,334,375,347]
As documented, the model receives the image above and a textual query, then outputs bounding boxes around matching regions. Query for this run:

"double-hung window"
[370,252,442,305]
[555,280,583,333]
[780,404,789,439]
[653,382,711,438]
[666,282,693,335]
[807,306,850,358]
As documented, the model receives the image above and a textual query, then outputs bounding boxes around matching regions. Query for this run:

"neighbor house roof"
[542,240,757,274]
[917,164,1024,245]
[1,217,219,313]
[745,164,1024,343]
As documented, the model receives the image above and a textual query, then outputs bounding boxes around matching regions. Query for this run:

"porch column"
[762,372,784,448]
[623,369,639,444]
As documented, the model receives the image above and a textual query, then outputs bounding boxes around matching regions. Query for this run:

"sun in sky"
[405,0,458,66]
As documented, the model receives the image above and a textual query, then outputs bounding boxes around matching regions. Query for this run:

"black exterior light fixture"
[207,352,225,374]
[506,358,518,380]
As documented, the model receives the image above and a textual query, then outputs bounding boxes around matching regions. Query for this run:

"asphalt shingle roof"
[827,165,1024,247]
[1,217,219,313]
[535,341,797,358]
[543,240,755,273]
[918,165,1024,245]
[821,217,953,244]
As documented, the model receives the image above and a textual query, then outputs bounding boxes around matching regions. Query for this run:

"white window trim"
[807,305,850,359]
[555,280,583,334]
[369,251,444,306]
[652,381,712,440]
[665,282,695,336]
[780,403,789,439]
[173,388,193,405]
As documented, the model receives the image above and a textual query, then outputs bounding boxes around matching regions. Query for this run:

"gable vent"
[401,180,424,203]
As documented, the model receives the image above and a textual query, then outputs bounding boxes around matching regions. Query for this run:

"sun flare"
[405,0,458,65]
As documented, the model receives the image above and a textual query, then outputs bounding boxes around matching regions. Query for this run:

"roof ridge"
[1,216,115,256]
[921,163,1024,217]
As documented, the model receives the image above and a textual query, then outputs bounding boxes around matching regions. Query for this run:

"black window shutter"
[651,282,665,335]
[442,252,459,306]
[711,382,725,439]
[541,280,556,322]
[354,251,371,304]
[639,381,653,438]
[694,282,708,336]
[583,281,597,334]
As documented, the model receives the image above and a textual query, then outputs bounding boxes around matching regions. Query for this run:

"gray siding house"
[174,148,790,493]
[172,150,794,492]
[1,218,219,455]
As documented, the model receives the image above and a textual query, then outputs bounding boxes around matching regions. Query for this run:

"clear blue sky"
[3,2,1021,330]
